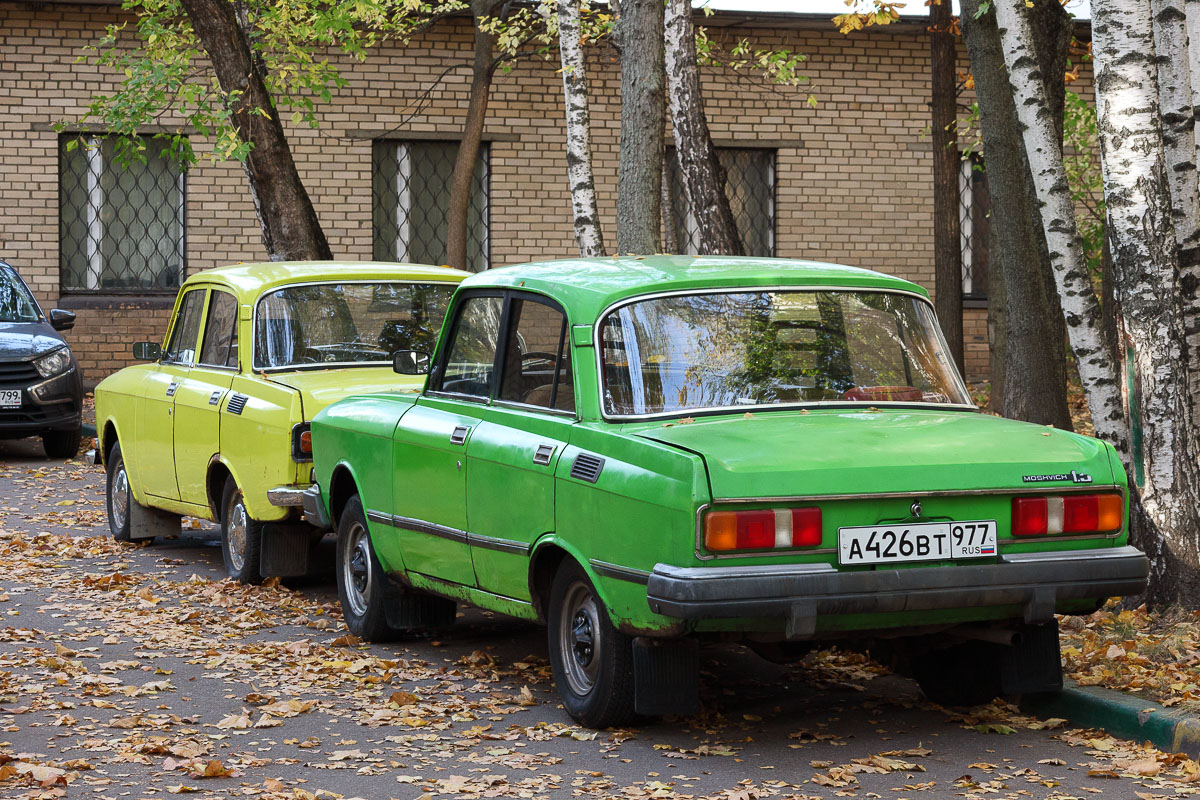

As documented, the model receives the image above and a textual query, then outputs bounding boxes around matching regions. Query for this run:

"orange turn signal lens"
[704,511,739,551]
[299,430,312,454]
[1096,493,1124,532]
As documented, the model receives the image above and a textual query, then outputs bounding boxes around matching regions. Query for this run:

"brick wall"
[0,3,1094,383]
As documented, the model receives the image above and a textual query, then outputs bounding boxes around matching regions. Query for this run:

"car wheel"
[547,560,636,728]
[911,641,1003,707]
[220,478,263,584]
[43,428,82,459]
[336,495,398,641]
[106,443,134,542]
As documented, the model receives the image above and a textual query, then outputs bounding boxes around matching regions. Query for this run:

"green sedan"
[305,256,1148,727]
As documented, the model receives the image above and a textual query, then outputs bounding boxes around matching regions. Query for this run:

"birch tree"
[929,0,963,373]
[558,0,605,256]
[664,0,742,255]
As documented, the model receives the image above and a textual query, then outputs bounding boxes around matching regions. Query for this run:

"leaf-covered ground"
[0,444,1197,800]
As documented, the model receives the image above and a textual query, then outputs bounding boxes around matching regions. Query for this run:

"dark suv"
[0,262,83,458]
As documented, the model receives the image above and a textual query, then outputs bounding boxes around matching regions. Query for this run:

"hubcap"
[226,497,248,573]
[558,581,602,696]
[342,521,372,618]
[110,465,129,534]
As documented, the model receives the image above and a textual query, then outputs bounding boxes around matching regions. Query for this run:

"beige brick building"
[0,0,1093,384]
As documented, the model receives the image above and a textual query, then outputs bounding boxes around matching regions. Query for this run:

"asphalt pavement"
[0,435,1193,799]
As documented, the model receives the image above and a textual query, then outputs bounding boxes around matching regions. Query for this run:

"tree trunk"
[664,0,742,256]
[616,0,665,255]
[1151,0,1200,421]
[993,0,1126,452]
[960,0,1073,430]
[930,0,963,374]
[446,0,499,271]
[558,0,605,257]
[1093,0,1200,604]
[179,0,331,261]
[661,156,679,253]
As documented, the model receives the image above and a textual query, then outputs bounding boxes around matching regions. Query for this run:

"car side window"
[199,290,239,369]
[498,297,573,412]
[163,289,206,365]
[438,295,503,399]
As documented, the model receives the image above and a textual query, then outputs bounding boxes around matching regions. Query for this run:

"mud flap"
[633,637,700,716]
[260,523,312,578]
[1000,621,1063,695]
[384,580,457,631]
[129,499,179,540]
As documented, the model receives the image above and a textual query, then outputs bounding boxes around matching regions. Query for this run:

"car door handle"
[166,381,179,397]
[532,444,556,465]
[449,425,470,445]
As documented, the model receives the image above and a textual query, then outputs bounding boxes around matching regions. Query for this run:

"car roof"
[458,256,930,322]
[182,261,471,298]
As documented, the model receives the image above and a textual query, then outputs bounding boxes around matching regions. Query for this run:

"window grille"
[59,135,185,293]
[959,155,989,299]
[665,147,776,257]
[372,140,490,271]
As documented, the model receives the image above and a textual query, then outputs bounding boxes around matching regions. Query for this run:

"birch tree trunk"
[558,0,605,257]
[180,0,331,261]
[993,0,1126,451]
[960,0,1073,430]
[1152,0,1200,418]
[446,0,500,271]
[930,0,963,374]
[664,0,742,255]
[616,0,665,254]
[1093,0,1200,604]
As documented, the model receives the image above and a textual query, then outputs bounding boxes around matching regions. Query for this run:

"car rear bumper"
[646,545,1149,638]
[300,484,331,529]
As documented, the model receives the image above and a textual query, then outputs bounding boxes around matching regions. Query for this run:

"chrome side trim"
[470,534,531,556]
[266,486,307,507]
[592,284,975,422]
[589,559,652,585]
[391,513,470,544]
[376,511,531,554]
[365,510,392,526]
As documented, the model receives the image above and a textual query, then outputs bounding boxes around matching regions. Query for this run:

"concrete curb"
[1021,680,1200,757]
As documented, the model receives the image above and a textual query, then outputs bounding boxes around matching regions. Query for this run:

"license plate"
[838,520,997,565]
[0,390,19,409]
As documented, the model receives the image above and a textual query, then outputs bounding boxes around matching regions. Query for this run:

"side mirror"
[392,349,431,375]
[132,341,162,361]
[48,309,75,331]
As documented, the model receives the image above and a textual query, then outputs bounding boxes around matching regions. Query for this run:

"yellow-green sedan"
[92,261,467,583]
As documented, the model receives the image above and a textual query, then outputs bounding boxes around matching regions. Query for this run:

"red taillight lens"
[1012,497,1048,537]
[1012,493,1123,537]
[704,507,823,551]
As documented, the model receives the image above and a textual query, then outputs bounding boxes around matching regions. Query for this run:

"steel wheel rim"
[110,464,129,534]
[342,520,372,618]
[227,497,248,573]
[559,581,602,697]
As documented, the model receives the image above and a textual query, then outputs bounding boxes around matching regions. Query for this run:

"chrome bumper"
[267,486,308,507]
[300,484,331,529]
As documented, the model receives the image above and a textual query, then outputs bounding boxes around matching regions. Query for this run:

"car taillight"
[1011,493,1123,537]
[299,430,312,454]
[704,507,822,551]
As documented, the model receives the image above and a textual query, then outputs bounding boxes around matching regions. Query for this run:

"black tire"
[547,560,636,728]
[220,478,263,584]
[105,443,133,542]
[335,495,398,641]
[43,427,82,459]
[911,640,1003,707]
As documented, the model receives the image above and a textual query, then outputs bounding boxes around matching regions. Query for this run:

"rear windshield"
[0,266,40,323]
[254,282,455,370]
[599,289,972,417]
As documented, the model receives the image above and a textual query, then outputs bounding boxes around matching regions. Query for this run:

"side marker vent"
[227,394,249,415]
[570,453,605,484]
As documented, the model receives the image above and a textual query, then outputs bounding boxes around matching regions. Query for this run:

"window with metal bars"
[664,147,776,257]
[959,154,989,300]
[59,135,185,293]
[371,140,490,271]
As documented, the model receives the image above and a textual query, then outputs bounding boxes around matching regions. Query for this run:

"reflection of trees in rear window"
[600,290,970,416]
[254,282,454,369]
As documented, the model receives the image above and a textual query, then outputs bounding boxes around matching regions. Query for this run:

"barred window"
[665,147,776,257]
[59,135,185,293]
[959,155,989,299]
[372,140,490,271]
